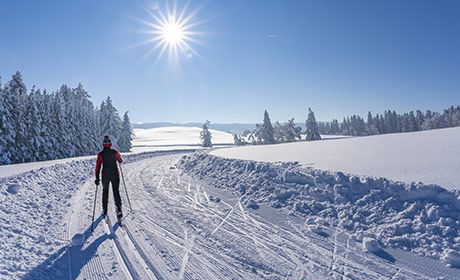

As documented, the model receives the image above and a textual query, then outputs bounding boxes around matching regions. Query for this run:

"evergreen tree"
[200,120,212,147]
[282,118,302,142]
[8,71,28,163]
[233,133,244,146]
[0,78,13,164]
[305,108,321,141]
[260,110,275,144]
[99,96,122,147]
[117,111,133,152]
[0,72,125,165]
[331,119,340,134]
[24,87,43,162]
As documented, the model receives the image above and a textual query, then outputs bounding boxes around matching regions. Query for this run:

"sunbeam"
[134,1,206,68]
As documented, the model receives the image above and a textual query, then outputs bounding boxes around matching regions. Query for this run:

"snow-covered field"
[1,127,460,279]
[213,127,460,189]
[132,127,234,152]
[3,150,459,279]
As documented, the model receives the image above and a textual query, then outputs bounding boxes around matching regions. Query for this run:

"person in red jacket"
[95,135,123,220]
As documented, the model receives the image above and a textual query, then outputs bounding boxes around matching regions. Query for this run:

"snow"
[213,127,460,189]
[132,126,234,152]
[0,155,95,179]
[2,146,460,279]
[363,237,381,253]
[178,152,460,261]
[0,150,193,279]
[0,145,194,179]
[443,249,460,268]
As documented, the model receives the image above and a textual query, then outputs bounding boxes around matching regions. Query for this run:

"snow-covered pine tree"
[233,133,244,146]
[305,107,321,141]
[200,120,212,147]
[99,96,122,147]
[7,71,28,163]
[24,87,43,162]
[54,85,75,157]
[283,118,302,142]
[273,121,283,143]
[117,111,133,152]
[73,83,99,156]
[260,110,275,144]
[0,78,13,164]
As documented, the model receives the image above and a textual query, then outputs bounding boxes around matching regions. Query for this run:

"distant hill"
[132,122,257,134]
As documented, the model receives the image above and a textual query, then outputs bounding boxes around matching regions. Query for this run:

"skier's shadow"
[23,216,113,279]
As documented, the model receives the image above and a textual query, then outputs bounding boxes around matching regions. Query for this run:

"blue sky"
[1,0,459,123]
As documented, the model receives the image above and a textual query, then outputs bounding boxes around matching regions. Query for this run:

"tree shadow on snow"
[23,216,112,279]
[372,249,396,263]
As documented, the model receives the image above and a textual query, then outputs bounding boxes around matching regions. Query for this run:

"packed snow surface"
[213,127,460,189]
[132,126,233,151]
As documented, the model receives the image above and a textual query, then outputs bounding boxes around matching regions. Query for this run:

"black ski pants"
[102,176,122,216]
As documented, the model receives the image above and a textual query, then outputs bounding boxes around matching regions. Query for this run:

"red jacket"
[95,144,123,179]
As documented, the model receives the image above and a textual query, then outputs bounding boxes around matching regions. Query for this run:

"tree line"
[233,108,321,146]
[0,71,133,165]
[318,107,460,136]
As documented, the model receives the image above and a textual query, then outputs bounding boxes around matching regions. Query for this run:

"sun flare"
[134,2,205,67]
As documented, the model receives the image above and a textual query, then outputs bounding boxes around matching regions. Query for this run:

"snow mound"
[443,249,460,268]
[363,237,381,253]
[179,153,460,261]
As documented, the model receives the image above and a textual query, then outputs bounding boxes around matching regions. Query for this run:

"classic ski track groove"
[67,181,112,280]
[103,217,136,280]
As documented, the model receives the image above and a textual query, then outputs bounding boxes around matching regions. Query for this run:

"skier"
[94,135,124,224]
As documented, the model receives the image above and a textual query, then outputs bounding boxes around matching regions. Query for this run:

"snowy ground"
[213,127,460,190]
[132,127,234,153]
[2,149,460,279]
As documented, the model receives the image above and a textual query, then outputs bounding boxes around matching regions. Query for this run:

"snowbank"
[0,149,195,279]
[212,127,460,189]
[178,153,460,261]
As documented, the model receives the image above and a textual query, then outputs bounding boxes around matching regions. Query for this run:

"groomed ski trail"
[67,152,442,279]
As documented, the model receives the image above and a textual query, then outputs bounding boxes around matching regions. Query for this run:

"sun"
[161,17,184,45]
[133,2,206,67]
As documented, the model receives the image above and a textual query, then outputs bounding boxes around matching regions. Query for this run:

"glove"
[94,178,100,186]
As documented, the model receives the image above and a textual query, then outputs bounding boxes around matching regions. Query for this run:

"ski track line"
[210,200,238,235]
[121,221,164,280]
[289,220,430,280]
[181,191,305,278]
[104,218,137,280]
[133,193,226,279]
[136,156,358,278]
[178,228,195,280]
[67,181,110,280]
[236,199,321,280]
[287,220,376,279]
[127,158,259,278]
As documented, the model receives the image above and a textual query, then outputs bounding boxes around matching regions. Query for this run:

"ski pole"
[91,183,98,232]
[119,163,133,212]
